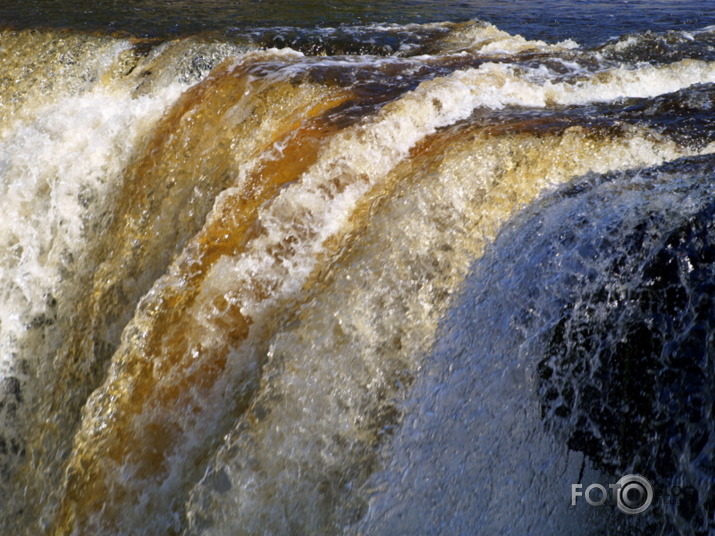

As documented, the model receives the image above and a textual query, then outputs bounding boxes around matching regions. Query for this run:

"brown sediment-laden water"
[0,5,714,534]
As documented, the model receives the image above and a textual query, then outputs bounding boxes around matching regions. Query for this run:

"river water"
[1,2,714,535]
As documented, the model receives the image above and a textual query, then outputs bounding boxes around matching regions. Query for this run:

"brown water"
[0,12,714,536]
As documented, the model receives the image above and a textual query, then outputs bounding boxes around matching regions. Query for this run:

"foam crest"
[433,21,579,55]
[445,58,715,111]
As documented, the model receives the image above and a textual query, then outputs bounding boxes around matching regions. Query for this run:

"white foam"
[0,35,134,137]
[450,58,715,109]
[0,82,186,378]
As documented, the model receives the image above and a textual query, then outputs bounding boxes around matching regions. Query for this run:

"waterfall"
[0,20,713,535]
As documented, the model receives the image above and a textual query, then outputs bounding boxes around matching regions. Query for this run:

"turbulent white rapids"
[0,20,713,536]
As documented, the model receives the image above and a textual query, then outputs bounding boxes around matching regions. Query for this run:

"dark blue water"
[0,0,713,46]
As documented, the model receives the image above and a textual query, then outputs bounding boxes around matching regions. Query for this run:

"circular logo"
[615,474,653,514]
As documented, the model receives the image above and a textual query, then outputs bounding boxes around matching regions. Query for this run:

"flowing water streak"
[0,37,187,521]
[0,29,253,531]
[47,47,715,535]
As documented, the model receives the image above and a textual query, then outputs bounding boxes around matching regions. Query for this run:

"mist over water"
[0,2,714,535]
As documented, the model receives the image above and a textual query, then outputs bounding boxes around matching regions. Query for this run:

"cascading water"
[354,155,715,536]
[0,8,714,535]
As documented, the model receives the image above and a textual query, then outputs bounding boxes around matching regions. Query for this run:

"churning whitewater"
[0,19,714,536]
